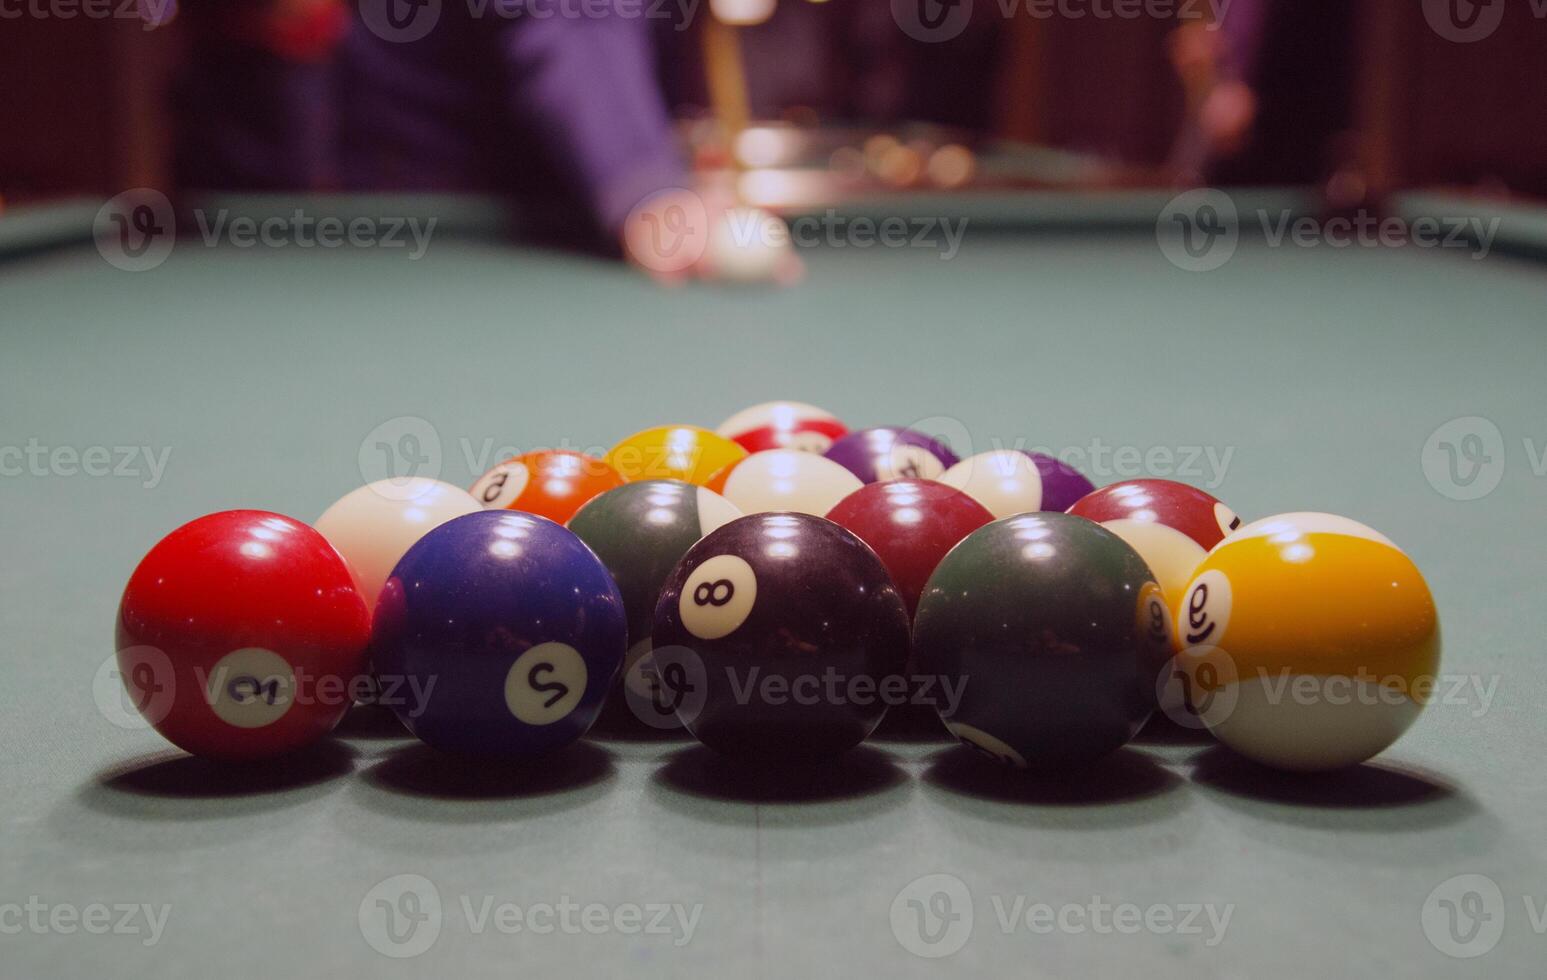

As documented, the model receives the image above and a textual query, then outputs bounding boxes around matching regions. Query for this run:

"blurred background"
[2,0,1545,218]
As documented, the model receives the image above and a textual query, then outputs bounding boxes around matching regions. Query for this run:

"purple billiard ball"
[823,427,961,484]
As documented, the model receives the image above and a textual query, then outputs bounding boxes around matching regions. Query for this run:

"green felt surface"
[2,195,1545,977]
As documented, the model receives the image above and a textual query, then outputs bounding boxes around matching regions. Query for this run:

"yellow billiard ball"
[1174,513,1440,772]
[606,425,748,486]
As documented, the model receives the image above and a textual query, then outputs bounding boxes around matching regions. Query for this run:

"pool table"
[2,189,1544,978]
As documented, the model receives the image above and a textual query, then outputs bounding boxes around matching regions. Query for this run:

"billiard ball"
[115,511,372,761]
[315,478,481,611]
[470,449,624,524]
[704,449,864,516]
[1067,480,1242,609]
[825,480,993,617]
[370,511,626,757]
[715,401,849,454]
[607,425,748,485]
[913,513,1172,769]
[824,427,960,484]
[567,480,743,729]
[1173,513,1439,772]
[937,450,1095,518]
[706,206,790,283]
[652,513,910,760]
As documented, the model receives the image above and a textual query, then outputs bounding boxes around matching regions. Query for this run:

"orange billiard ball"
[470,450,625,525]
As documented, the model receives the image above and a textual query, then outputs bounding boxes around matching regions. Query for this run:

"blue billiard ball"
[371,510,626,757]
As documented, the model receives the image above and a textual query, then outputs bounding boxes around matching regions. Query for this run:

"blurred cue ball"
[707,206,788,283]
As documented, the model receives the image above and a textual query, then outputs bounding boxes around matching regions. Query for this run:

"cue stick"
[702,14,753,202]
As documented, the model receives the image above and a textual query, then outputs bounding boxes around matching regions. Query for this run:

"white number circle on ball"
[505,642,587,725]
[785,431,835,454]
[679,554,758,640]
[878,445,945,482]
[206,648,295,728]
[1145,592,1172,645]
[1181,569,1233,650]
[471,461,531,510]
[1214,502,1243,538]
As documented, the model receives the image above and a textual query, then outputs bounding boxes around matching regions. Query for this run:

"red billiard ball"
[825,480,994,617]
[1066,480,1242,608]
[115,511,372,762]
[715,401,849,455]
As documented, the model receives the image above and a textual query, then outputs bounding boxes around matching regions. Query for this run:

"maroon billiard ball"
[826,480,994,617]
[1066,479,1243,607]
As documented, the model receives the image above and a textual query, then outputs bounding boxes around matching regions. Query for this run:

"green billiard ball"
[913,512,1173,770]
[567,481,742,729]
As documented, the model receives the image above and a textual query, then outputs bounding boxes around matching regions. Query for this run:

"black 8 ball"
[651,512,910,761]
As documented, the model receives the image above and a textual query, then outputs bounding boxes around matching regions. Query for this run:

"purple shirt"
[175,1,686,239]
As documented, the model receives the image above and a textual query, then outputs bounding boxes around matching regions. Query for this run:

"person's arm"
[495,5,688,239]
[495,7,799,283]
